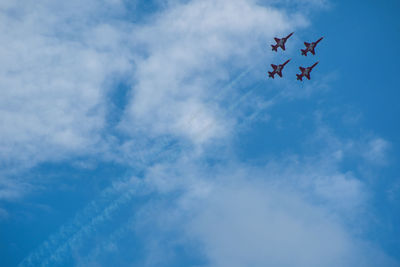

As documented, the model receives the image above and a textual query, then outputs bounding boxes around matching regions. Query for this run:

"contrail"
[70,80,268,265]
[76,216,135,266]
[240,85,288,124]
[185,64,256,127]
[197,81,264,140]
[42,189,137,267]
[18,66,258,266]
[18,178,144,267]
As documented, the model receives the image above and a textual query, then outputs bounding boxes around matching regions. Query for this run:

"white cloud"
[0,176,32,201]
[0,0,138,203]
[310,115,391,168]
[262,159,367,214]
[185,180,395,267]
[0,0,133,170]
[186,180,356,267]
[120,0,308,145]
[130,154,396,267]
[362,137,390,165]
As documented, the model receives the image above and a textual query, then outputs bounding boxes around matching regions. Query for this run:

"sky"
[0,0,399,266]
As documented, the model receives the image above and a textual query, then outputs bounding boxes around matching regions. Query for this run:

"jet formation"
[267,33,323,81]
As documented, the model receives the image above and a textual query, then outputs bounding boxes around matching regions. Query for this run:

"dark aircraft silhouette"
[271,32,294,52]
[268,59,291,78]
[296,61,319,81]
[301,37,323,56]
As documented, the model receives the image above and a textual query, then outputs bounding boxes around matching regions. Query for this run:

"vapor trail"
[18,66,256,266]
[18,178,144,267]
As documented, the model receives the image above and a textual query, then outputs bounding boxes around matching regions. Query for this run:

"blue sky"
[1,0,399,266]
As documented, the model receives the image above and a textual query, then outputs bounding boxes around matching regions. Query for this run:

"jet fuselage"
[303,68,311,75]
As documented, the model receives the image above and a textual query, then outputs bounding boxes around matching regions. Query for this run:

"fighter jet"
[268,59,291,79]
[271,32,294,52]
[296,61,319,81]
[301,37,323,56]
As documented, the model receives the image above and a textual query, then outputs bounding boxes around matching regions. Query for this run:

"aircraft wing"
[304,42,310,47]
[274,37,280,43]
[310,48,315,55]
[305,73,311,80]
[271,64,277,70]
[281,44,286,50]
[277,71,282,77]
[299,67,305,72]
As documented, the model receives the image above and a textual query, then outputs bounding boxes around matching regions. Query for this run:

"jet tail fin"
[271,45,278,52]
[268,71,275,78]
[296,74,303,81]
[301,49,307,56]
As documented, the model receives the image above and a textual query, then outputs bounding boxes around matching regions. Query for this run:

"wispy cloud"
[0,0,134,170]
[116,151,396,267]
[362,137,390,165]
[120,0,308,145]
